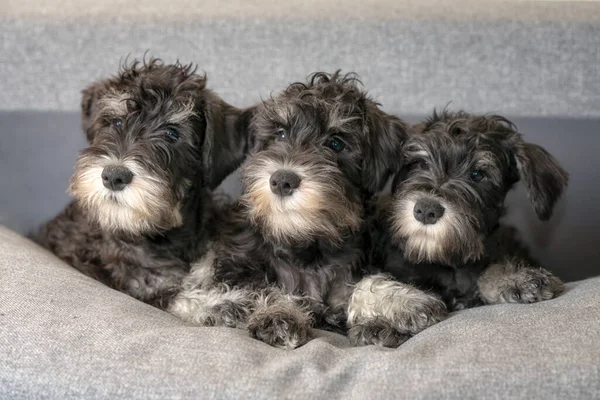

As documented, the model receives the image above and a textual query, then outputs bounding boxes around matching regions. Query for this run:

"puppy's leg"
[246,290,313,350]
[347,274,447,348]
[166,249,255,327]
[167,285,255,328]
[478,260,564,304]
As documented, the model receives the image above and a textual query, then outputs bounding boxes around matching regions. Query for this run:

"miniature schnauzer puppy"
[33,58,250,305]
[370,110,568,323]
[167,71,425,349]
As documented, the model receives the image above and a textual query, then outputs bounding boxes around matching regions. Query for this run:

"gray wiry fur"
[247,290,315,350]
[32,57,251,305]
[347,274,447,347]
[168,71,412,349]
[371,109,568,314]
[478,261,564,304]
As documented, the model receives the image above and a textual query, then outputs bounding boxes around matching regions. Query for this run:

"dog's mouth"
[241,171,361,244]
[107,192,122,203]
[239,154,362,244]
[389,194,485,264]
[69,157,183,235]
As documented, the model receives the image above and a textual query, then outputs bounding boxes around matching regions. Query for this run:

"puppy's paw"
[348,320,411,348]
[393,292,448,334]
[347,275,448,347]
[167,287,253,328]
[502,268,563,303]
[247,310,311,350]
[479,264,564,304]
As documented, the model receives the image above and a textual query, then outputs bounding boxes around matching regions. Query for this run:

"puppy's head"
[70,57,245,235]
[389,110,568,264]
[241,71,408,246]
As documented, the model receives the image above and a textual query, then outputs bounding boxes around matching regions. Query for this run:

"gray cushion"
[1,226,599,399]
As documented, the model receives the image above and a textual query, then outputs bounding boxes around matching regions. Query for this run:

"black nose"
[270,170,301,197]
[413,198,445,225]
[102,165,133,191]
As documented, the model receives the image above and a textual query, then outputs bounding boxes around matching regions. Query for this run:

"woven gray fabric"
[1,0,599,117]
[1,226,599,399]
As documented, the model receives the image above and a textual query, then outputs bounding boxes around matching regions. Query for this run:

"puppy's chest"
[390,256,485,310]
[270,246,358,302]
[100,236,190,300]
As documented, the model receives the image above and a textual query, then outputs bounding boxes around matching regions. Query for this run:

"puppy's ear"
[362,107,409,195]
[514,140,568,220]
[203,97,256,189]
[81,82,103,142]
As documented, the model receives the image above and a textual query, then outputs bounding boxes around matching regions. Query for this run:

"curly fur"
[32,57,251,304]
[372,110,568,311]
[168,71,412,348]
[347,274,447,347]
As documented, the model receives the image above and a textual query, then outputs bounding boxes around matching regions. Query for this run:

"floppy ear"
[81,82,103,142]
[203,97,256,189]
[514,140,569,220]
[362,107,409,195]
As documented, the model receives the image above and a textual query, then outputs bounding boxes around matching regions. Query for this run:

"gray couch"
[1,1,600,398]
[1,227,600,399]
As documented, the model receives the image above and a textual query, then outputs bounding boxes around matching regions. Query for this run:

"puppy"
[33,58,250,305]
[371,110,568,315]
[168,71,419,349]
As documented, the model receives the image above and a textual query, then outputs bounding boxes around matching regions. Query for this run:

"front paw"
[167,287,253,328]
[479,265,564,304]
[348,320,411,348]
[348,275,448,348]
[247,309,311,350]
[504,268,563,303]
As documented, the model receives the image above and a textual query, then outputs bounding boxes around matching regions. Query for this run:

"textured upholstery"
[1,0,599,116]
[1,226,599,399]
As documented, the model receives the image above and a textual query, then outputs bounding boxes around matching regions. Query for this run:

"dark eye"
[449,125,465,136]
[413,159,429,170]
[112,118,123,129]
[326,137,345,152]
[275,128,287,140]
[470,169,485,182]
[166,127,180,142]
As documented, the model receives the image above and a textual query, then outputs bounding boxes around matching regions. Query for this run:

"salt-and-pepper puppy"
[168,72,446,349]
[33,57,251,305]
[370,110,567,322]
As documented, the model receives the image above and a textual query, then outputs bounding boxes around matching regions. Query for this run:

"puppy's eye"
[275,128,287,141]
[449,125,465,136]
[470,169,486,182]
[112,118,123,129]
[414,159,429,170]
[165,127,180,142]
[326,137,345,152]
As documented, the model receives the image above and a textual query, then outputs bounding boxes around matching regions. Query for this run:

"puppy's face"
[69,59,230,235]
[389,111,568,265]
[241,72,407,246]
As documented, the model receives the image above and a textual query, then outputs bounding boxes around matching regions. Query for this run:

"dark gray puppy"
[167,71,439,349]
[33,58,251,305]
[366,110,568,345]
